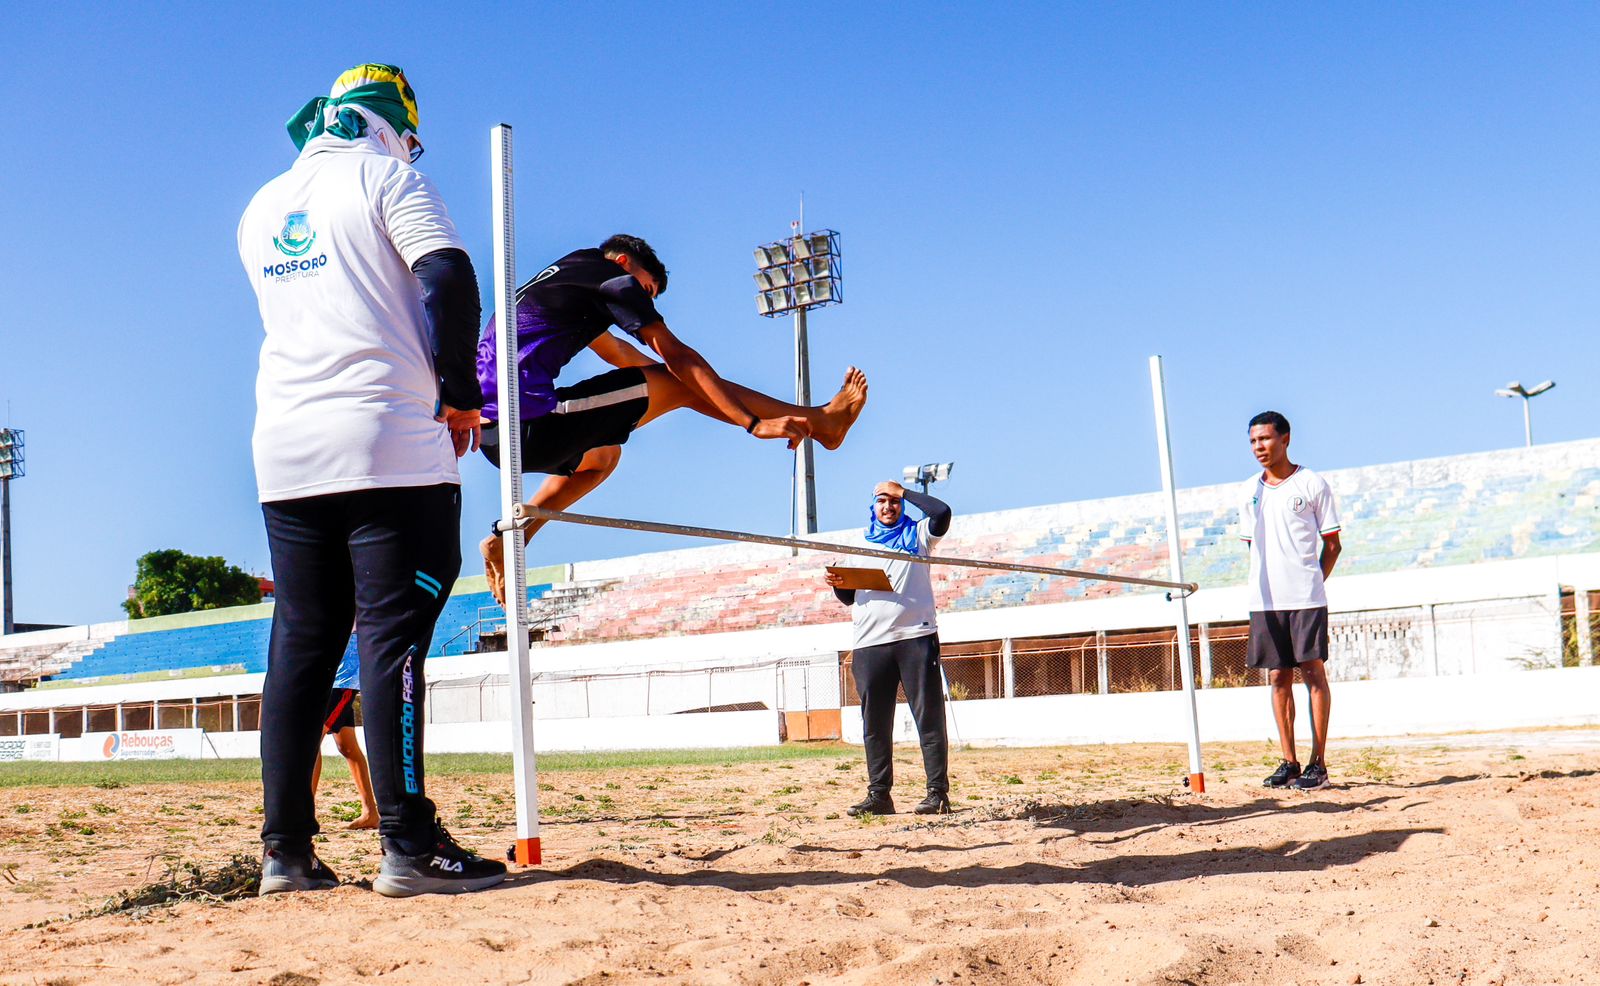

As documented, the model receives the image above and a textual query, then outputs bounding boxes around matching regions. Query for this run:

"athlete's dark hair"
[600,234,668,295]
[1248,410,1291,436]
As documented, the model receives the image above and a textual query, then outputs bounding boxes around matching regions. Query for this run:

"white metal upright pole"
[1149,355,1206,793]
[492,124,542,865]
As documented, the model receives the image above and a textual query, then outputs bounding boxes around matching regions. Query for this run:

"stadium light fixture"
[753,217,844,540]
[1495,379,1555,447]
[752,229,841,318]
[0,427,22,636]
[901,461,955,494]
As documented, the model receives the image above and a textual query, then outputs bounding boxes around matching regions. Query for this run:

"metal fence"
[424,655,842,724]
[0,593,1586,736]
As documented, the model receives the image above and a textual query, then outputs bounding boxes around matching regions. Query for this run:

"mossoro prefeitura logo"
[274,210,317,256]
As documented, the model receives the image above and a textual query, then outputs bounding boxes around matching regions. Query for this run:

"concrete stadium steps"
[0,636,109,686]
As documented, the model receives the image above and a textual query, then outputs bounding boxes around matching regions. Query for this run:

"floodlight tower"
[1494,380,1555,447]
[902,462,954,494]
[0,428,24,636]
[753,222,842,537]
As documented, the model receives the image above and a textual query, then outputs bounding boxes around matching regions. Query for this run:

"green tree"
[123,549,263,619]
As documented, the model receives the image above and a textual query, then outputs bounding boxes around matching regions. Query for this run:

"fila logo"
[432,857,464,873]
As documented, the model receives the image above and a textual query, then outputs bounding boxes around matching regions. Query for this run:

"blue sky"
[2,3,1596,625]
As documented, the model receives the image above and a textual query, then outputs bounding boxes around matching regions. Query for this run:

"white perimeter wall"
[845,665,1600,748]
[41,668,1600,760]
[52,708,780,762]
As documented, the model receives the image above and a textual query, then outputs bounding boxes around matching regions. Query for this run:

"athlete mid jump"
[476,234,868,603]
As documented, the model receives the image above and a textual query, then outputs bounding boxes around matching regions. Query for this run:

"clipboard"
[826,566,892,591]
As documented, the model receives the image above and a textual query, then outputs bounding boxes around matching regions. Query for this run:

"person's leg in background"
[895,633,950,813]
[849,642,901,816]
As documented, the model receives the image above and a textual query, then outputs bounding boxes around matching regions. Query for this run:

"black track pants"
[259,484,460,854]
[854,632,948,796]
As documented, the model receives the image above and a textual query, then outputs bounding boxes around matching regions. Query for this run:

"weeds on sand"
[1348,747,1397,782]
[30,853,261,926]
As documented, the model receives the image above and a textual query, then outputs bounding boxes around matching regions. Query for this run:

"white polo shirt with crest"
[1238,466,1341,612]
[238,134,465,503]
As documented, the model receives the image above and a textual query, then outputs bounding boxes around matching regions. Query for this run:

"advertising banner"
[0,735,60,762]
[83,729,206,761]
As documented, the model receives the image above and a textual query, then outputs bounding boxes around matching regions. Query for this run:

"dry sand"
[2,735,1598,985]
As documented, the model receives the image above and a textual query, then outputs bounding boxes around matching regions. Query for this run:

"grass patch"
[1347,746,1397,783]
[0,743,855,790]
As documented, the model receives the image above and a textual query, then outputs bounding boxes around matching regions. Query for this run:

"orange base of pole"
[1188,773,1206,793]
[512,837,541,866]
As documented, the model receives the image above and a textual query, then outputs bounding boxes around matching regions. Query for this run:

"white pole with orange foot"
[1150,355,1206,794]
[492,124,542,865]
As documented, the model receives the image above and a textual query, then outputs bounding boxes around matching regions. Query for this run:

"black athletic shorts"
[322,688,356,734]
[480,366,650,477]
[1247,607,1330,670]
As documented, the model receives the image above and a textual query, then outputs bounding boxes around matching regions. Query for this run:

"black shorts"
[481,367,650,476]
[323,688,356,734]
[1247,607,1330,670]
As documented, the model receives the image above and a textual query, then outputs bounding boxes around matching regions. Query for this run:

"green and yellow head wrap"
[286,63,421,152]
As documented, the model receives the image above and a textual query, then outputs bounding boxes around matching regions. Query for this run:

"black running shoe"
[258,846,339,896]
[373,821,508,898]
[1263,760,1302,788]
[913,792,952,815]
[1293,761,1329,791]
[846,791,895,817]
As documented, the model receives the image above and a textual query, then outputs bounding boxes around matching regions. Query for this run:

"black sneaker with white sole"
[846,791,895,817]
[374,821,507,898]
[258,846,339,896]
[1263,760,1302,788]
[1292,761,1329,791]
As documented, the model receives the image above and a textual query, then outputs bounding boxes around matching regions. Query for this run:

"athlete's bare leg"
[637,364,868,449]
[1300,659,1332,764]
[482,366,865,603]
[1268,667,1298,764]
[333,727,379,829]
[480,445,622,605]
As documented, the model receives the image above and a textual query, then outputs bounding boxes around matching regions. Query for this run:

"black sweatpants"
[260,484,461,854]
[854,632,948,796]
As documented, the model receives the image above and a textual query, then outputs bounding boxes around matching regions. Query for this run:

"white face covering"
[335,104,422,163]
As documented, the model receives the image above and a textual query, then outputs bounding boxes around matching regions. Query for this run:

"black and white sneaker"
[1263,760,1302,788]
[258,846,339,896]
[1293,761,1329,791]
[374,821,508,898]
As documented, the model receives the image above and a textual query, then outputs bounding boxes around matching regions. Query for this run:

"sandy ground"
[2,734,1599,986]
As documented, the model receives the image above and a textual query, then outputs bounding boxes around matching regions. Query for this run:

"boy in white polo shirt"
[1240,411,1342,791]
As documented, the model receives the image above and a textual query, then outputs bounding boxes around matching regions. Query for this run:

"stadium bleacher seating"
[5,441,1597,684]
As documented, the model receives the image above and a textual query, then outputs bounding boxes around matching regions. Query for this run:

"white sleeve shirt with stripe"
[1239,465,1341,612]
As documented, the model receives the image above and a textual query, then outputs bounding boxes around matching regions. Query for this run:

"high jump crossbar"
[503,504,1200,595]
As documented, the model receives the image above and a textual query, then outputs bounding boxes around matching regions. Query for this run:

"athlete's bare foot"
[814,366,869,451]
[480,534,506,606]
[346,813,379,830]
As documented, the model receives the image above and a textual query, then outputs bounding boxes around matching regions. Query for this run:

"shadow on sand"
[503,825,1440,893]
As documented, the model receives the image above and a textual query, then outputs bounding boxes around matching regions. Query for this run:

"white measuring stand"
[1149,355,1206,793]
[492,123,542,865]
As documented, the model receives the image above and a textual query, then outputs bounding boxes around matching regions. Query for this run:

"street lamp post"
[753,227,842,537]
[1494,380,1555,448]
[0,428,24,636]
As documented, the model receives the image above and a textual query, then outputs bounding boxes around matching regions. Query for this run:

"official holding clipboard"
[824,480,954,816]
